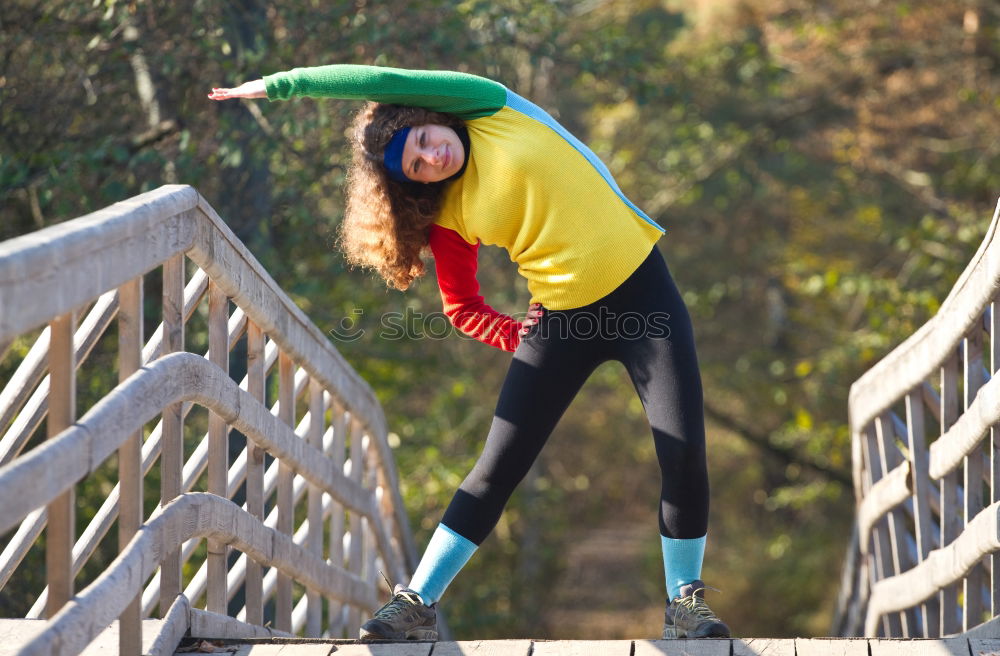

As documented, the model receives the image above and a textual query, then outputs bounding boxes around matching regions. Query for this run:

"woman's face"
[400,124,465,183]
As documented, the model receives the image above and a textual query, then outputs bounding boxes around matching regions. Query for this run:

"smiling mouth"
[443,145,451,170]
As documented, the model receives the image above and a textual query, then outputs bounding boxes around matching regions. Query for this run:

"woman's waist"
[522,243,666,312]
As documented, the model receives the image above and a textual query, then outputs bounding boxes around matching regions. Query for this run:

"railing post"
[862,423,900,636]
[244,321,265,626]
[118,278,143,655]
[207,281,229,614]
[940,353,961,634]
[276,352,295,632]
[362,433,380,597]
[45,311,75,618]
[327,398,347,637]
[875,414,917,635]
[160,253,184,615]
[905,388,939,636]
[990,301,1000,618]
[306,379,324,637]
[372,445,402,584]
[964,330,986,630]
[347,417,365,634]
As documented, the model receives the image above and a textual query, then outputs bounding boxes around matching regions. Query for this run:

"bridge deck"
[4,619,999,655]
[170,637,999,656]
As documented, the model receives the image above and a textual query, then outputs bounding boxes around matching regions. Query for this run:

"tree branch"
[703,398,852,488]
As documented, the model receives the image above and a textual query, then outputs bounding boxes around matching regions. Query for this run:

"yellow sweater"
[435,104,663,310]
[264,65,664,310]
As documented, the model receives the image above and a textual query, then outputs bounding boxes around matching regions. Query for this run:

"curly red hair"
[339,102,465,290]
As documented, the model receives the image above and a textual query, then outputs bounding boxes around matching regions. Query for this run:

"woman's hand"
[207,79,267,101]
[518,303,545,338]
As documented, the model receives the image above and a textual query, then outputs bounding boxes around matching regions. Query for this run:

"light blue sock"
[408,524,478,604]
[661,534,707,599]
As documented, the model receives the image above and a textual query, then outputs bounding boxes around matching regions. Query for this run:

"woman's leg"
[409,311,608,604]
[607,249,710,597]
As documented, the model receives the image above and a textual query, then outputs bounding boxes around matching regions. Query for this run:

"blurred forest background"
[2,0,999,640]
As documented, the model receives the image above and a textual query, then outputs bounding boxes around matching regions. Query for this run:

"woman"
[209,64,730,641]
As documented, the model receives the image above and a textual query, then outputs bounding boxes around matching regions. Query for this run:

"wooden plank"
[876,413,918,636]
[532,640,630,656]
[970,638,1000,655]
[633,639,730,656]
[733,638,796,656]
[864,424,903,636]
[965,330,987,630]
[329,642,433,655]
[0,618,178,656]
[869,638,970,656]
[207,279,230,615]
[328,400,348,638]
[189,608,293,642]
[232,645,333,656]
[80,619,172,656]
[347,417,366,634]
[362,433,379,615]
[45,311,75,618]
[0,619,45,655]
[160,252,184,617]
[245,321,266,626]
[962,615,1000,639]
[906,389,940,636]
[0,186,198,343]
[147,594,191,656]
[858,462,910,555]
[307,379,325,638]
[276,352,295,633]
[794,638,869,656]
[432,640,533,656]
[118,276,143,655]
[942,354,962,634]
[992,302,1000,618]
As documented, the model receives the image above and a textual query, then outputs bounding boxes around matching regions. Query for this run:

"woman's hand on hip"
[207,79,267,101]
[518,303,545,337]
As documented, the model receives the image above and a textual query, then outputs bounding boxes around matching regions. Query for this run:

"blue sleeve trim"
[503,89,665,234]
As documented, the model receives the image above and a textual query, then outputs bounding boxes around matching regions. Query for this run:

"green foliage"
[3,0,999,639]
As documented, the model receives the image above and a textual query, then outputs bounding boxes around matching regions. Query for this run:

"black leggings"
[441,246,709,544]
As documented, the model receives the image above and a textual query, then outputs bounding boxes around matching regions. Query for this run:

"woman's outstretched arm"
[262,65,507,120]
[209,66,507,119]
[207,79,266,100]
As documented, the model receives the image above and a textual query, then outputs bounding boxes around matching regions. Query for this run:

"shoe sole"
[663,624,731,639]
[359,627,438,641]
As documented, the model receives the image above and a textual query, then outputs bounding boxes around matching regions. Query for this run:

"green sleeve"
[263,64,507,120]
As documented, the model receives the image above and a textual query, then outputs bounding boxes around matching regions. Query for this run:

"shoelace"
[373,590,422,620]
[373,570,424,620]
[676,587,721,621]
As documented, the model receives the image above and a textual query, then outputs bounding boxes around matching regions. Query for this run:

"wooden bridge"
[1,186,1000,654]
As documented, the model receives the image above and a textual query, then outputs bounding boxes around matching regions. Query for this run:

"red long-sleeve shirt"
[428,224,523,352]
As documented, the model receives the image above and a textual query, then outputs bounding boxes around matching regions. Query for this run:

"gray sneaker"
[359,584,438,641]
[662,580,731,639]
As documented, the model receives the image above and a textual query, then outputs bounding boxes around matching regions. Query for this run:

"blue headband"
[383,126,412,183]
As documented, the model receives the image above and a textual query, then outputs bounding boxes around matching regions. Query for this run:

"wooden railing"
[0,185,419,655]
[837,198,1000,638]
